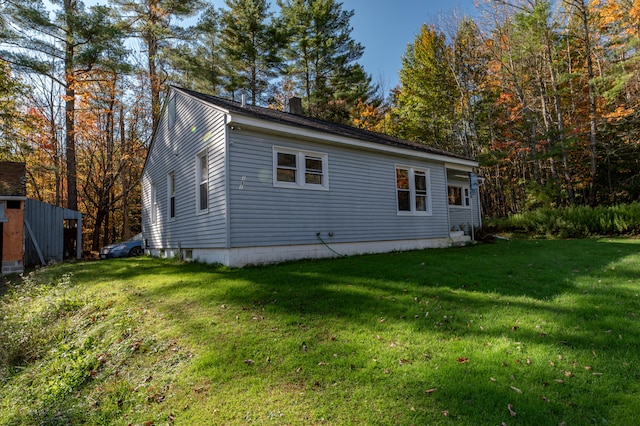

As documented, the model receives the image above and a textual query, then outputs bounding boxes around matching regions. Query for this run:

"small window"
[168,172,176,220]
[196,151,209,213]
[448,185,470,207]
[168,95,176,130]
[151,183,158,224]
[0,201,6,223]
[273,147,328,190]
[395,165,431,215]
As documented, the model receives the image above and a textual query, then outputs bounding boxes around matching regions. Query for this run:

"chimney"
[289,96,302,115]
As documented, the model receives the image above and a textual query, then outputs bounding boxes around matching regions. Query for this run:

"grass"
[1,238,640,425]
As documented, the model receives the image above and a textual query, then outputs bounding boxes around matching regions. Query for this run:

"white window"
[395,165,431,215]
[448,185,470,208]
[196,150,208,213]
[168,95,176,130]
[168,171,176,220]
[273,146,328,190]
[151,183,158,224]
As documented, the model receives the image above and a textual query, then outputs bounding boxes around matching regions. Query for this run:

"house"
[0,162,83,275]
[0,162,27,275]
[141,87,481,267]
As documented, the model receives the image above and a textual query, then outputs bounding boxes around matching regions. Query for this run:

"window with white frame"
[151,183,158,224]
[273,147,328,190]
[168,95,176,130]
[395,166,431,214]
[0,201,6,222]
[168,171,176,219]
[448,185,470,207]
[196,151,208,212]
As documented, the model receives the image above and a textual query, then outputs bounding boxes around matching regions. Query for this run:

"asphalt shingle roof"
[174,87,473,162]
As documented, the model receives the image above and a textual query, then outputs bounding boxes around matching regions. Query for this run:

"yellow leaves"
[603,105,634,122]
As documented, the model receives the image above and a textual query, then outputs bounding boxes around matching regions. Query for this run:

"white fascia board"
[227,114,478,168]
[445,163,474,172]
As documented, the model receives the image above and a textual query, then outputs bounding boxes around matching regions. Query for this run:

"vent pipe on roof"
[240,94,246,107]
[289,97,302,115]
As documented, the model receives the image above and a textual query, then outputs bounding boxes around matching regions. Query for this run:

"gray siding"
[447,174,482,233]
[142,89,228,249]
[227,129,451,247]
[24,199,82,264]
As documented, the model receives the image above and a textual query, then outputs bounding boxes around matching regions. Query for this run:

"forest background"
[1,0,639,252]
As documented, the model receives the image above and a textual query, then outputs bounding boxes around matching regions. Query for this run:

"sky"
[333,0,477,90]
[81,0,478,90]
[200,0,479,90]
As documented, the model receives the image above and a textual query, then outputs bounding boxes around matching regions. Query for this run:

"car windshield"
[129,233,142,242]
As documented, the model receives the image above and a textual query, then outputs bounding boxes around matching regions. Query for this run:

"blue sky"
[337,0,477,89]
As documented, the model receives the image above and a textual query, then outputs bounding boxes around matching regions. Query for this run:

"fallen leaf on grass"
[510,386,522,394]
[564,371,573,377]
[457,357,469,364]
[425,388,438,394]
[243,359,255,365]
[584,366,593,370]
[490,377,497,382]
[442,410,449,417]
[508,403,517,417]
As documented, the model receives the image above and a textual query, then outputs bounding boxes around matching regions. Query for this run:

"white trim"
[195,149,209,215]
[448,184,471,209]
[273,146,329,191]
[168,94,176,130]
[395,164,432,216]
[147,236,470,267]
[150,183,158,224]
[167,171,176,221]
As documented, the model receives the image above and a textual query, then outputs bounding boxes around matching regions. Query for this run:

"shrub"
[485,202,640,237]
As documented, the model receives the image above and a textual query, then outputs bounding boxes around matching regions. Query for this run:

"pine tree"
[394,24,457,150]
[221,0,285,105]
[277,0,372,122]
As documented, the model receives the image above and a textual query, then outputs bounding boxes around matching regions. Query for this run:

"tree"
[1,0,126,210]
[220,0,285,105]
[394,24,457,150]
[165,5,225,95]
[277,0,372,122]
[113,0,204,133]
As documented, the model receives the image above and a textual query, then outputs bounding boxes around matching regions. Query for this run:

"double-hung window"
[273,147,328,190]
[448,185,470,208]
[150,183,158,224]
[396,165,431,215]
[196,151,208,213]
[168,171,176,220]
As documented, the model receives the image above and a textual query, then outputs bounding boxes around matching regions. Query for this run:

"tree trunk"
[64,0,77,211]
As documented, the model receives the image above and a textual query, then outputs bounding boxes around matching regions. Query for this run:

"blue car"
[99,233,143,259]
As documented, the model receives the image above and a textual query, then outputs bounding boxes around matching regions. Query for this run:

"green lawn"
[1,238,639,425]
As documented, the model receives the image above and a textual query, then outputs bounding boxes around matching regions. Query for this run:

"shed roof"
[173,87,474,162]
[0,162,26,197]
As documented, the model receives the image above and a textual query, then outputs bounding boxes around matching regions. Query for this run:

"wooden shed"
[0,162,27,275]
[0,162,83,275]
